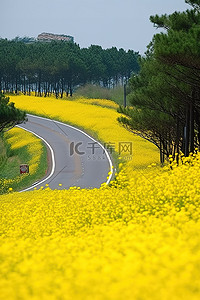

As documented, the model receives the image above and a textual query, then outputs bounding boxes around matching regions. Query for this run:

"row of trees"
[0,39,139,97]
[119,0,200,162]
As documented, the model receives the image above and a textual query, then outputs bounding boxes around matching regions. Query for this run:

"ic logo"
[70,142,85,156]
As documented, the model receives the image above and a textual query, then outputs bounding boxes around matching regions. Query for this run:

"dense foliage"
[0,93,26,133]
[0,39,139,97]
[118,0,200,162]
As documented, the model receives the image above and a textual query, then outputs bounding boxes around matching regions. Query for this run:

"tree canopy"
[0,40,139,97]
[0,93,26,133]
[118,0,200,162]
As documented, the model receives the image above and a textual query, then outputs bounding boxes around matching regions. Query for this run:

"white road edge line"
[27,113,114,185]
[16,125,56,192]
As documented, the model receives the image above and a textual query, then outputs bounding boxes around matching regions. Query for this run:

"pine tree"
[118,0,200,162]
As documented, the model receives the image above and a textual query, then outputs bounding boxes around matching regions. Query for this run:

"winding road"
[18,114,113,191]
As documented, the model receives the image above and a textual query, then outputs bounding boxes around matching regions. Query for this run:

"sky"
[1,0,190,54]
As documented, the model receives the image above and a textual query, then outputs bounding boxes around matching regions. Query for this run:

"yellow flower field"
[1,95,200,299]
[0,127,44,193]
[5,127,43,174]
[1,153,200,299]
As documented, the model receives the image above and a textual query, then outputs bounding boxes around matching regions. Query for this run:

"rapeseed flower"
[0,127,44,193]
[1,155,200,299]
[0,95,199,299]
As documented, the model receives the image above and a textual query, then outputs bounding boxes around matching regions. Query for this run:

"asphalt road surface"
[18,114,113,191]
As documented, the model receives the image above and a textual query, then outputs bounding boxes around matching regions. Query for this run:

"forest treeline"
[119,0,200,162]
[0,39,139,97]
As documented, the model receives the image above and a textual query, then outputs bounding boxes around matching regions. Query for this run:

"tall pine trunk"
[184,103,190,157]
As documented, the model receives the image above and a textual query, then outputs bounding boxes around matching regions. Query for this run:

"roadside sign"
[20,164,29,174]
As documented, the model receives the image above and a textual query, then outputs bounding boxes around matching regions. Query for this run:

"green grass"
[0,133,48,194]
[74,84,132,106]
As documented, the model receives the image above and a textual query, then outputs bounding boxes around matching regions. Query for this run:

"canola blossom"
[1,154,200,299]
[0,127,44,193]
[5,127,43,174]
[1,95,200,299]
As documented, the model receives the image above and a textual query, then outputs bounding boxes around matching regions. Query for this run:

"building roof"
[37,32,74,42]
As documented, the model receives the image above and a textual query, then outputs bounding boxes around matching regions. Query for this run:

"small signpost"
[20,164,29,174]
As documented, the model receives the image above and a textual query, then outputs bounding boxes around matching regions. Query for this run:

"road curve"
[18,114,113,191]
